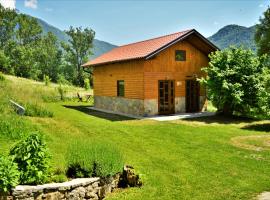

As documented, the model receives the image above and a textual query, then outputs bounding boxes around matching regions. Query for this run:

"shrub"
[0,72,5,81]
[0,155,20,193]
[57,84,68,101]
[57,74,71,85]
[200,47,268,117]
[66,141,124,178]
[84,78,90,91]
[23,102,54,117]
[43,75,51,86]
[9,133,51,185]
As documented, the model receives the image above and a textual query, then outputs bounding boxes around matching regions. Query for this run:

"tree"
[0,4,17,49]
[15,14,42,46]
[62,26,95,86]
[200,47,267,117]
[35,32,62,82]
[255,7,270,57]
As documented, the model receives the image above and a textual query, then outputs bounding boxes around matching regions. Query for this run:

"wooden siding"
[143,40,208,99]
[93,60,144,99]
[93,40,209,100]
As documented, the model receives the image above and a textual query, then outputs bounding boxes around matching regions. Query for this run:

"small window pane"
[117,80,125,97]
[175,50,186,61]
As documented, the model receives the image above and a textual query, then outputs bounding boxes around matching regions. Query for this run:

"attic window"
[175,50,186,61]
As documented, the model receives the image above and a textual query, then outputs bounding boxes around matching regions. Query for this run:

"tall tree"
[35,32,62,82]
[62,26,95,86]
[15,14,42,46]
[255,7,270,56]
[0,4,17,49]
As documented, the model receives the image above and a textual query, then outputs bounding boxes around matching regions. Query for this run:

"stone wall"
[2,176,119,200]
[175,97,186,113]
[94,96,144,116]
[94,95,207,117]
[144,99,158,116]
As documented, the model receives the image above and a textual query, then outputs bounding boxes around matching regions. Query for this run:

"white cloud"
[214,21,219,26]
[24,0,37,9]
[0,0,16,9]
[259,4,264,8]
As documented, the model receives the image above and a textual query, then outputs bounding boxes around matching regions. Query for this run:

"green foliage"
[57,74,71,85]
[9,133,51,185]
[84,78,90,90]
[200,47,268,117]
[0,72,5,81]
[23,102,54,118]
[0,155,19,193]
[255,7,270,56]
[66,141,123,178]
[0,4,17,49]
[43,75,51,86]
[57,84,68,101]
[62,26,95,86]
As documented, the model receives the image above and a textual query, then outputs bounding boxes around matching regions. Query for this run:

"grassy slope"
[1,75,270,200]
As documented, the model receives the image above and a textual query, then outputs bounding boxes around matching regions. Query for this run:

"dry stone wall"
[1,175,120,200]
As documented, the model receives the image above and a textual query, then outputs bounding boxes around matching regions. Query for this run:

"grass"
[1,74,270,199]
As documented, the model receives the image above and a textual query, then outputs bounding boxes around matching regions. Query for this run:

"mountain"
[36,18,117,59]
[208,25,257,50]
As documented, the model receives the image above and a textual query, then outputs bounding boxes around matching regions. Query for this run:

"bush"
[200,47,268,117]
[0,155,20,193]
[66,141,124,178]
[23,102,54,118]
[43,75,51,86]
[57,74,71,85]
[0,72,5,81]
[57,84,68,101]
[9,133,51,185]
[84,78,90,91]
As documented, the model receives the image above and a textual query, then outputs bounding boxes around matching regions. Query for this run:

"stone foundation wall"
[2,176,119,200]
[175,97,186,113]
[94,96,144,116]
[94,95,207,117]
[144,99,158,116]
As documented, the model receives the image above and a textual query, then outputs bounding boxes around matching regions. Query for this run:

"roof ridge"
[117,29,193,48]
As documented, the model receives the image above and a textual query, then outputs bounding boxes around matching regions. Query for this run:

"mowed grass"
[1,75,270,200]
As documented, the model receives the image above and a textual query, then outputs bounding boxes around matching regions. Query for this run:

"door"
[186,80,200,112]
[158,80,175,115]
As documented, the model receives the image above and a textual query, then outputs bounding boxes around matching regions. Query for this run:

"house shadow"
[63,105,134,122]
[182,114,258,125]
[241,123,270,132]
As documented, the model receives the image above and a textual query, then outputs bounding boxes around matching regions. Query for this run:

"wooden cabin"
[82,29,218,117]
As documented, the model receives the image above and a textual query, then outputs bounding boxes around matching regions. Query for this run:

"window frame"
[175,50,186,61]
[117,80,125,97]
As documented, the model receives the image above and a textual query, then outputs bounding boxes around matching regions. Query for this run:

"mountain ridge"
[208,24,257,50]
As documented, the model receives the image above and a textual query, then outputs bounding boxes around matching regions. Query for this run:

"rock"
[119,165,142,188]
[85,192,98,199]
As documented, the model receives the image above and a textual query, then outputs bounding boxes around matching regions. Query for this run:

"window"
[117,80,125,97]
[175,50,186,61]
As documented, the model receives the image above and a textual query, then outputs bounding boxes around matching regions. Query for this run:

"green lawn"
[1,75,270,200]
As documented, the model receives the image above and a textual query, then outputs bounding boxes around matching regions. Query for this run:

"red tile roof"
[82,29,214,67]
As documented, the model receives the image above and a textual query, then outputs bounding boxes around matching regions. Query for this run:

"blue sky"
[1,0,269,45]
